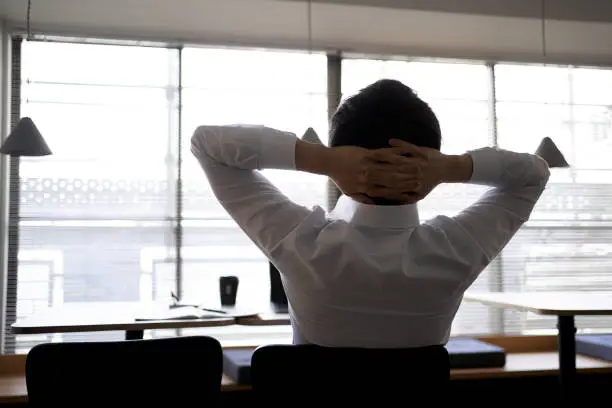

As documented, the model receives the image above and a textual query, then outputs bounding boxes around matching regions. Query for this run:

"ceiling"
[281,0,612,23]
[1,0,612,67]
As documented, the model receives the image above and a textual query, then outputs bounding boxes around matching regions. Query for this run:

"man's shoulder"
[419,214,457,232]
[411,215,471,246]
[283,205,337,233]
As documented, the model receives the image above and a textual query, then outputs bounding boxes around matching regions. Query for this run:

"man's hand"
[326,144,423,203]
[387,139,474,201]
[385,139,446,201]
[295,138,472,203]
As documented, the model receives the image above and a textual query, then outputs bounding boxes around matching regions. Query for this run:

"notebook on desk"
[135,306,224,321]
[135,305,258,321]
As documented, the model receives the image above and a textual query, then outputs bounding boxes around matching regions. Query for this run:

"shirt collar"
[330,195,420,229]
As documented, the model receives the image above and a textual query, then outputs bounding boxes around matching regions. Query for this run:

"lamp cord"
[306,0,313,129]
[26,0,32,40]
[307,0,312,55]
[541,0,547,58]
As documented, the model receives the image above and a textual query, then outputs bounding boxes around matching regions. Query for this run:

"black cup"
[219,276,239,306]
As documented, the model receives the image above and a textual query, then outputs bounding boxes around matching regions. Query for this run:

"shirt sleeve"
[190,125,313,254]
[428,147,551,291]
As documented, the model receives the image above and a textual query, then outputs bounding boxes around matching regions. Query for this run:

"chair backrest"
[25,336,223,406]
[251,344,450,404]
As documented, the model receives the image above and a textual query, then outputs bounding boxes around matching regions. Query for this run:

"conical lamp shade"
[535,137,568,168]
[0,117,52,157]
[302,127,323,145]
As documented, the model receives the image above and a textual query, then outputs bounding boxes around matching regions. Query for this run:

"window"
[341,58,612,336]
[5,39,612,353]
[6,41,329,352]
[9,40,179,353]
[495,63,612,334]
[179,47,328,315]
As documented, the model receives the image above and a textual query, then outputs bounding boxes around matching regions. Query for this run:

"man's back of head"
[329,79,442,205]
[330,79,441,151]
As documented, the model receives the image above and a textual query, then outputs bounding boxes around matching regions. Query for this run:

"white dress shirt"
[191,125,550,348]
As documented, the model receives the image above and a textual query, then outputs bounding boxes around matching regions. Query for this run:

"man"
[191,79,550,348]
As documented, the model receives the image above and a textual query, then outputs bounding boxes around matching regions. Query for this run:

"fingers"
[368,148,421,165]
[358,144,428,202]
[364,167,420,186]
[364,160,422,182]
[360,164,424,202]
[388,139,428,159]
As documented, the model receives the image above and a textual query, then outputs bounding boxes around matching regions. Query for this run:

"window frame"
[3,35,612,352]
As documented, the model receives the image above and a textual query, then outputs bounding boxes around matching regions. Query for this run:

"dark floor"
[1,372,608,407]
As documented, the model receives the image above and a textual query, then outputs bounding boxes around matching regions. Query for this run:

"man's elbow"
[190,126,210,159]
[532,155,551,189]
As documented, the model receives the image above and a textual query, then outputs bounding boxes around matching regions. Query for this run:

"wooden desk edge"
[235,316,290,326]
[463,296,612,316]
[11,317,236,334]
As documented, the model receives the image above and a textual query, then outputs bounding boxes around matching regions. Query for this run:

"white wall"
[1,0,612,66]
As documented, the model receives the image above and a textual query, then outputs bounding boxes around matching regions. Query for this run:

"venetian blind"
[178,46,329,315]
[7,39,180,353]
[494,63,612,335]
[340,58,612,336]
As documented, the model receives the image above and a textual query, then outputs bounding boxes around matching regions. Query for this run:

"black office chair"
[251,343,450,404]
[25,336,223,406]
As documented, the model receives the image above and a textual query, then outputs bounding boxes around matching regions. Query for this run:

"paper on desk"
[135,306,225,321]
[171,303,259,318]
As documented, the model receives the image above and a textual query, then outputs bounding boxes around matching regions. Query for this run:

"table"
[236,311,290,326]
[11,302,237,340]
[464,291,612,400]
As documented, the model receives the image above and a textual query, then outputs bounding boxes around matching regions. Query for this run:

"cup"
[219,276,239,307]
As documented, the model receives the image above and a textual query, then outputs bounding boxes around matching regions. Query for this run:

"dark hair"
[329,79,441,205]
[330,79,441,150]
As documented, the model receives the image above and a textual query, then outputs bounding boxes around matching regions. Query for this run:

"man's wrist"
[439,154,473,183]
[295,139,333,176]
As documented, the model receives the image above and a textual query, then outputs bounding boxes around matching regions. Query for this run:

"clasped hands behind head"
[328,138,446,205]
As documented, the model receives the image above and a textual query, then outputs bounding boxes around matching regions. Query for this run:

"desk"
[0,371,246,404]
[0,375,27,404]
[464,291,612,400]
[236,312,290,326]
[0,355,27,404]
[11,303,236,340]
